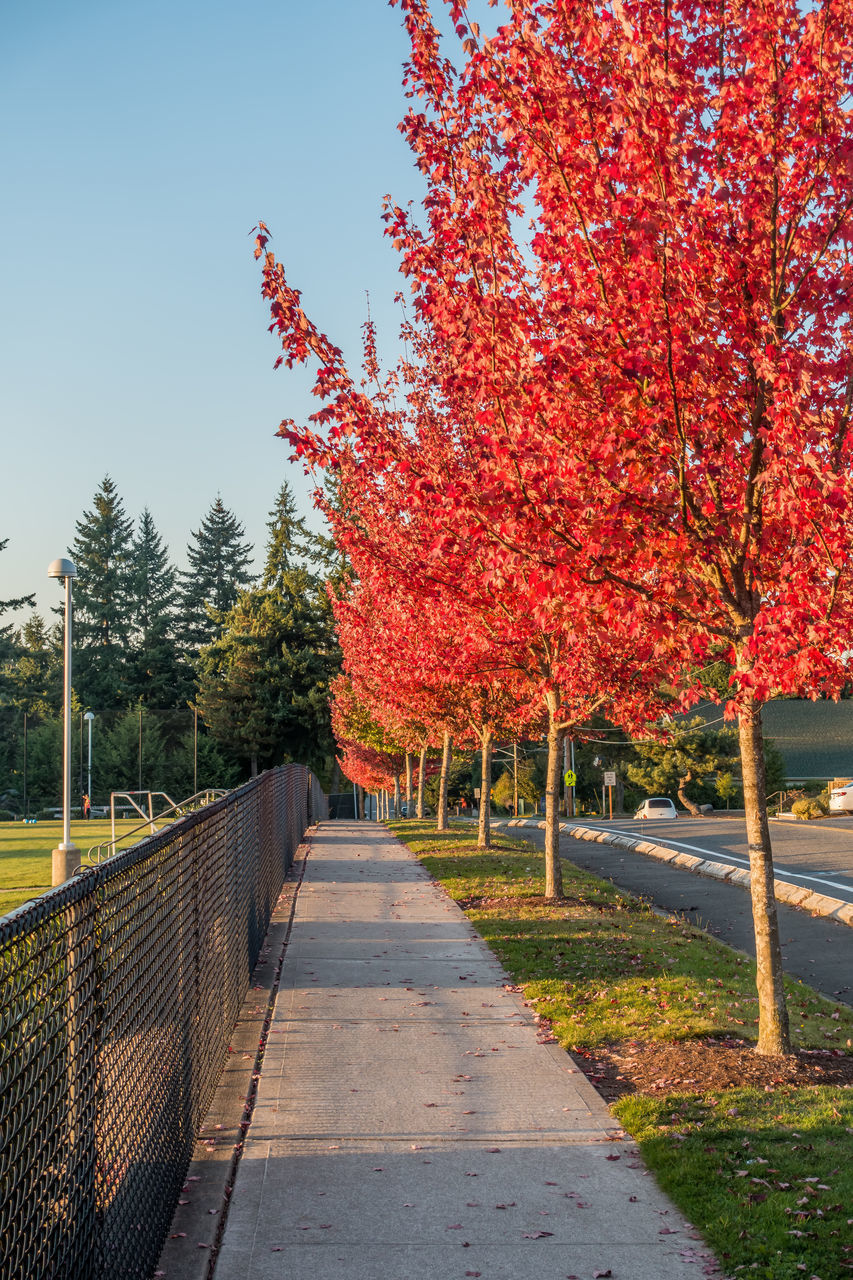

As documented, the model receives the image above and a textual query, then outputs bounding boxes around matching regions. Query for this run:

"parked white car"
[634,797,678,820]
[829,783,853,813]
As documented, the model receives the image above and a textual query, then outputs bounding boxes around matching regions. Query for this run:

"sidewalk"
[211,822,721,1280]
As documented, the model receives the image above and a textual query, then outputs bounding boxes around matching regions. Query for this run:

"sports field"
[0,818,168,917]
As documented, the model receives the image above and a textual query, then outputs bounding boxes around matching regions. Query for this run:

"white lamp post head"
[84,711,95,722]
[47,557,77,580]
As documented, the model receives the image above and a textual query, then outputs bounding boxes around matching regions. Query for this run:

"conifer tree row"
[0,479,340,808]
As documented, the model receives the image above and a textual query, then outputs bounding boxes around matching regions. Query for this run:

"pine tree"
[262,482,312,588]
[263,479,342,585]
[0,537,35,614]
[196,496,340,778]
[196,579,339,779]
[177,497,255,653]
[1,616,62,718]
[99,703,167,794]
[68,476,135,708]
[128,508,190,705]
[0,535,35,665]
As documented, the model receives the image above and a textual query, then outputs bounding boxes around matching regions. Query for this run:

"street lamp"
[84,711,95,801]
[48,557,79,884]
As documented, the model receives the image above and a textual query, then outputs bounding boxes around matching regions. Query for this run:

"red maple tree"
[382,0,853,1054]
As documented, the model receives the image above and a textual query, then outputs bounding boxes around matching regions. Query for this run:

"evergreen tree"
[262,482,312,587]
[1,616,62,718]
[177,497,255,653]
[163,721,241,797]
[196,504,340,777]
[128,508,190,705]
[626,718,741,816]
[0,535,35,671]
[99,703,167,796]
[69,476,135,708]
[263,479,343,585]
[196,606,280,777]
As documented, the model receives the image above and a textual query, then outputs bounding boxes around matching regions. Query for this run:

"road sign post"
[603,770,616,820]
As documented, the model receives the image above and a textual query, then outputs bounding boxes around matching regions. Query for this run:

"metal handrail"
[767,789,788,816]
[85,788,228,864]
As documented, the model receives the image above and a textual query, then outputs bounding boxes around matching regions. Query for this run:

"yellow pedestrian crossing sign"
[563,770,576,787]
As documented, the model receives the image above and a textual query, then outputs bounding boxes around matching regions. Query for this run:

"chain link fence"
[0,764,327,1279]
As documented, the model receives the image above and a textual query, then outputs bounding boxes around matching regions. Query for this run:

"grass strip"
[390,820,853,1280]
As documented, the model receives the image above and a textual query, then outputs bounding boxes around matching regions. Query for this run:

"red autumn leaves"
[257,1,853,1056]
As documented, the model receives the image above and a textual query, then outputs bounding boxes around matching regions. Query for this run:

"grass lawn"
[390,820,853,1280]
[0,818,171,915]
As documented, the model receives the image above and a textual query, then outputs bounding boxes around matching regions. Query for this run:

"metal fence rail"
[0,764,326,1280]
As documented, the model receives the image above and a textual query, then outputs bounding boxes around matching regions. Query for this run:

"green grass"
[390,820,853,1279]
[0,818,171,915]
[615,1089,853,1280]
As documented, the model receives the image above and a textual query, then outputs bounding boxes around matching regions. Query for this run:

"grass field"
[0,818,172,915]
[390,820,853,1280]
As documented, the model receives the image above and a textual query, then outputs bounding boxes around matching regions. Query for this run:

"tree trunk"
[477,726,493,849]
[405,752,414,818]
[436,731,452,832]
[738,693,791,1055]
[417,745,427,819]
[330,757,342,792]
[250,752,258,779]
[543,692,565,900]
[677,770,703,817]
[393,774,401,820]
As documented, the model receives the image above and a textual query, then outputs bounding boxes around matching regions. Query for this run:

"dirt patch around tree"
[570,1036,853,1103]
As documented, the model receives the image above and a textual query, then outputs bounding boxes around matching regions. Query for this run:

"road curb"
[496,818,853,929]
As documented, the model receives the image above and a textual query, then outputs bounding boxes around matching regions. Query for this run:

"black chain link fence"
[0,764,327,1279]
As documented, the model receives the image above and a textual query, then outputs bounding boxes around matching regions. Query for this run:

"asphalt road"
[510,817,853,1008]
[577,813,853,904]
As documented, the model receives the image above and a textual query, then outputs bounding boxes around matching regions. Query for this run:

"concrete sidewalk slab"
[211,822,721,1280]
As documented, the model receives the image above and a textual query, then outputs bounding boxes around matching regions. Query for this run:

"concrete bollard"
[52,843,81,885]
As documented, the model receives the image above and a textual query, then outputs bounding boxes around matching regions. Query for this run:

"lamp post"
[84,711,95,800]
[48,558,80,884]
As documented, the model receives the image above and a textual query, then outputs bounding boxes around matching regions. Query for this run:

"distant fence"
[0,764,327,1280]
[327,790,356,819]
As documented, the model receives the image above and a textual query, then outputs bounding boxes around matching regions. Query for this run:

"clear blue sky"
[0,0,434,620]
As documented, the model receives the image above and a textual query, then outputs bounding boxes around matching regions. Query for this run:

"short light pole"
[84,711,95,800]
[48,558,80,884]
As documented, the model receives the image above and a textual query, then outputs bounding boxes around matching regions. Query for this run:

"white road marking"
[562,823,853,899]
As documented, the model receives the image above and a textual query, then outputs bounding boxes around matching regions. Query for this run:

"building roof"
[684,699,853,783]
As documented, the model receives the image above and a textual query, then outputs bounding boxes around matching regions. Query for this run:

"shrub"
[791,797,828,820]
[0,809,14,821]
